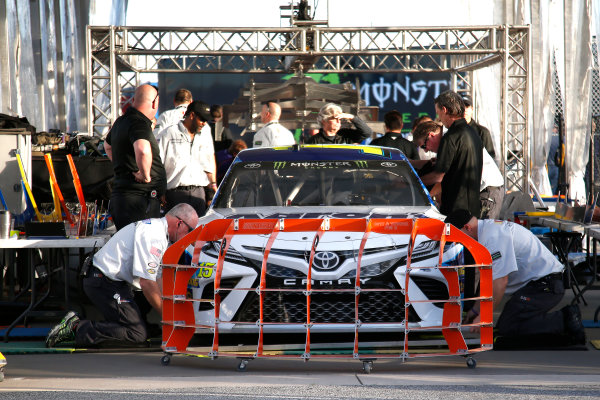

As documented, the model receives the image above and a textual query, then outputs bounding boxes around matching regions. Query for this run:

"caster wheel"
[466,357,476,369]
[161,355,171,366]
[237,359,249,372]
[362,361,373,374]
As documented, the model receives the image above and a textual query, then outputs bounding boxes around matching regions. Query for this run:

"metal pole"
[86,26,92,135]
[501,25,509,190]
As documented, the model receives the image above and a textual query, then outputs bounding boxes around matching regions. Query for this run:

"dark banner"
[158,71,453,132]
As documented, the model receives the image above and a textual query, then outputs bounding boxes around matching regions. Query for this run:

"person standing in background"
[104,84,167,231]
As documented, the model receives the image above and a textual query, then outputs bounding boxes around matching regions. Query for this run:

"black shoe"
[562,305,586,345]
[46,311,80,347]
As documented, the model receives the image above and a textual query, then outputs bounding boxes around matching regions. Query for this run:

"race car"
[179,145,478,334]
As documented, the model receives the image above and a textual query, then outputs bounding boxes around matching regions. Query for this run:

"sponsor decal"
[381,162,397,167]
[244,163,261,169]
[198,262,215,278]
[255,141,262,146]
[288,161,351,169]
[273,161,287,169]
[147,261,158,274]
[354,160,368,168]
[491,251,502,261]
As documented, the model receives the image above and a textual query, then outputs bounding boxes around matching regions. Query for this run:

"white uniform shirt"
[253,121,295,148]
[93,218,168,289]
[480,148,504,191]
[477,219,564,294]
[153,105,188,136]
[157,121,215,189]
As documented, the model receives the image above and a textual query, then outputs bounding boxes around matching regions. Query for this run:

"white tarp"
[564,0,593,203]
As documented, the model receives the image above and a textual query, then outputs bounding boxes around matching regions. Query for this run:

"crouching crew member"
[46,203,198,347]
[445,209,585,344]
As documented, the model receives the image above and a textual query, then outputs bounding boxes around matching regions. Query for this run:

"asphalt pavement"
[1,291,599,399]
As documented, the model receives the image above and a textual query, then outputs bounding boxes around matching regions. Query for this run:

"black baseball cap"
[444,209,474,228]
[185,101,211,122]
[462,95,473,107]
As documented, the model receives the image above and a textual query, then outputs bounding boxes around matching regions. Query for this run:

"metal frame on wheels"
[86,25,530,192]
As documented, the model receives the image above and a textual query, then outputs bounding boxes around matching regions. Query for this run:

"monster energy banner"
[158,71,454,132]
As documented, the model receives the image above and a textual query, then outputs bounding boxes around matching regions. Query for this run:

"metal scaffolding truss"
[87,25,530,192]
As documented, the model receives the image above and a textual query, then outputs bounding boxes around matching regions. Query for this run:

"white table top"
[0,235,109,249]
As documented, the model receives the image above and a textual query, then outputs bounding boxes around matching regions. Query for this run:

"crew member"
[104,84,167,230]
[252,101,295,148]
[445,209,585,344]
[157,100,216,214]
[153,88,193,136]
[420,90,483,217]
[46,204,199,347]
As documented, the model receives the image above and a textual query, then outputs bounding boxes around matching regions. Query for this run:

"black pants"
[75,268,147,346]
[496,274,565,337]
[110,191,161,231]
[165,186,206,215]
[480,185,505,220]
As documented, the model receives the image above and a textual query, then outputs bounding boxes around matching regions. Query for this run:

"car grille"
[409,276,449,308]
[234,291,416,324]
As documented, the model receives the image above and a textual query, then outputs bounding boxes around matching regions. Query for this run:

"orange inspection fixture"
[44,153,73,225]
[160,218,494,369]
[66,154,88,236]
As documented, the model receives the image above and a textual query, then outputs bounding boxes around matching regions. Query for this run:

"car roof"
[236,144,409,162]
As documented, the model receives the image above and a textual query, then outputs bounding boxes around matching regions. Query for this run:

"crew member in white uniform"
[252,101,295,148]
[152,88,193,136]
[445,209,585,344]
[156,100,217,214]
[46,204,199,347]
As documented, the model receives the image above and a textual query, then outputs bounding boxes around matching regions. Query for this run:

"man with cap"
[463,95,496,160]
[156,101,217,215]
[445,209,586,344]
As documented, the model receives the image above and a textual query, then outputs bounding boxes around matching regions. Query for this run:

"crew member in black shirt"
[306,103,371,144]
[371,110,420,160]
[104,84,167,230]
[421,90,483,217]
[463,95,496,160]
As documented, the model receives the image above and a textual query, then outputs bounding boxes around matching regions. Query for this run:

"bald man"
[252,101,295,148]
[104,84,167,230]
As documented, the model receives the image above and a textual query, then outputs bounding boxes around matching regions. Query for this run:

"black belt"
[173,185,202,191]
[530,272,563,286]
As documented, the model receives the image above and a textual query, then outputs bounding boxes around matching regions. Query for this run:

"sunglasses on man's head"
[420,136,429,150]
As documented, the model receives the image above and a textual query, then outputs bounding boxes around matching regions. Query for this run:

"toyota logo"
[312,251,340,270]
[381,162,397,167]
[244,163,261,169]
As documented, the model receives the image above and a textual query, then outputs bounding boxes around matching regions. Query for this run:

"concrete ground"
[1,286,599,399]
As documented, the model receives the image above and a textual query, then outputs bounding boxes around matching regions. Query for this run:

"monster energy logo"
[354,161,368,168]
[273,162,287,169]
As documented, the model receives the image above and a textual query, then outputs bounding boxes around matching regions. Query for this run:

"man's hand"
[132,170,151,183]
[338,113,355,120]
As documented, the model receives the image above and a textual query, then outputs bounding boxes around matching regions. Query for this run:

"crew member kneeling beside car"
[46,203,198,347]
[445,209,586,344]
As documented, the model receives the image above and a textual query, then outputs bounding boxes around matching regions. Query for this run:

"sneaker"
[562,304,586,345]
[46,311,80,348]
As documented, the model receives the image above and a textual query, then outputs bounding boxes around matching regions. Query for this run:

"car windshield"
[213,160,430,208]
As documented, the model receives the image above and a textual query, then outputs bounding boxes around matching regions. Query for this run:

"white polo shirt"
[480,148,504,191]
[253,121,295,148]
[477,219,564,294]
[153,105,188,136]
[157,121,215,189]
[93,218,169,289]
